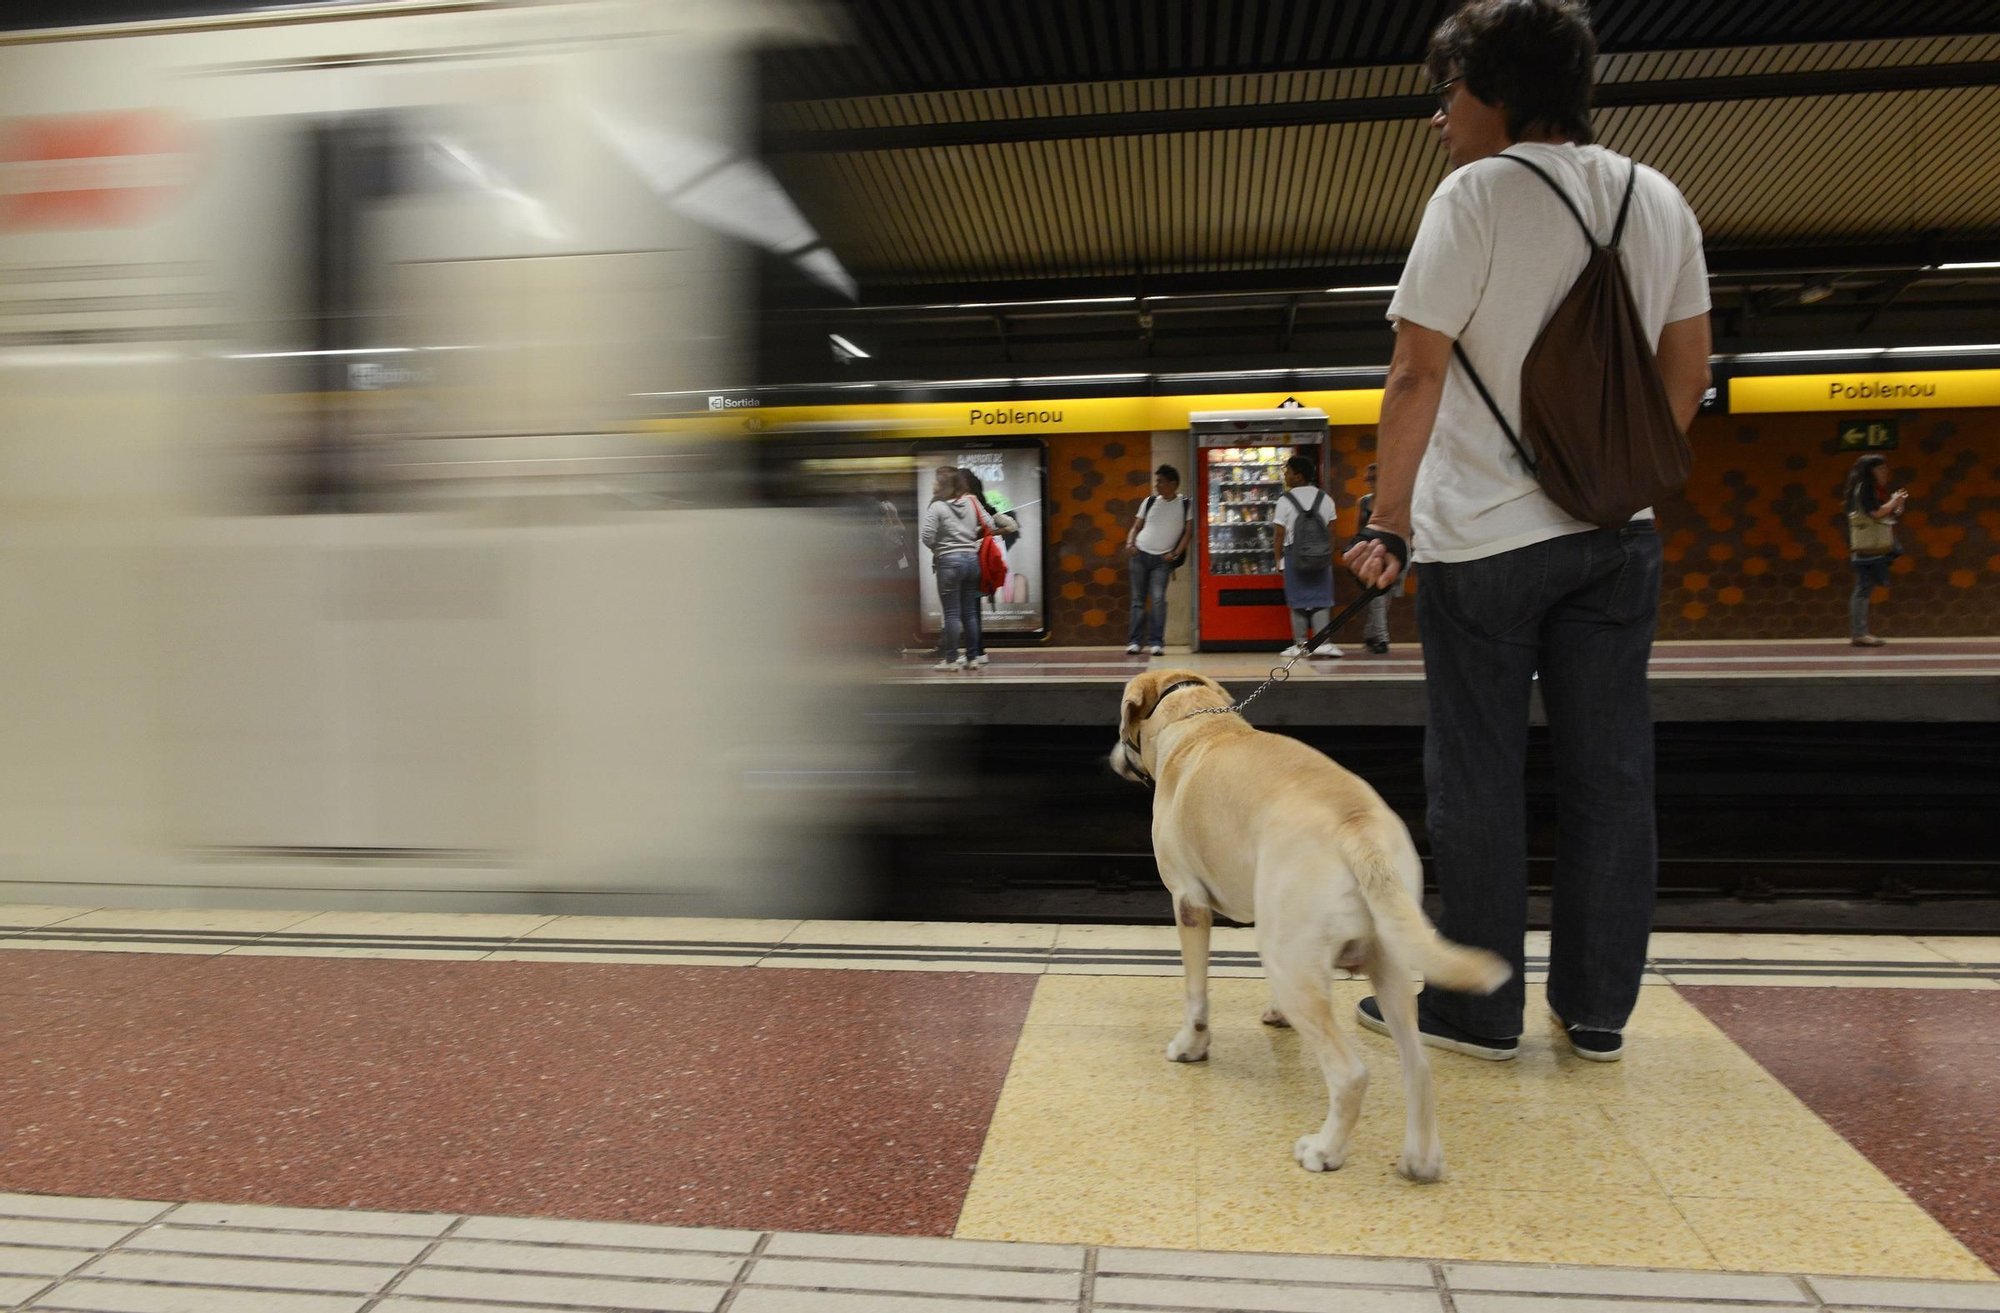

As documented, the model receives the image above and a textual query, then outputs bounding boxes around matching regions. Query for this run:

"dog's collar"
[1121,680,1213,788]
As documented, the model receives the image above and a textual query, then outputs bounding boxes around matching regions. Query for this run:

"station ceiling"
[758,0,2000,380]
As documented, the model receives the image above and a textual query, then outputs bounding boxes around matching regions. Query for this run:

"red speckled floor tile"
[1680,986,2000,1273]
[0,953,1036,1235]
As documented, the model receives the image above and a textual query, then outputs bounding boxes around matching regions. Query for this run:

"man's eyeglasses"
[1428,75,1462,114]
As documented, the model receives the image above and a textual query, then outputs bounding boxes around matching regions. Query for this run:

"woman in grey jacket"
[920,467,1016,670]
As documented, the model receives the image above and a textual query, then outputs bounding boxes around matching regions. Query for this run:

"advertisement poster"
[916,445,1044,635]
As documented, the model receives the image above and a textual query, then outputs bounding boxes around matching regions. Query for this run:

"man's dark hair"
[1155,464,1180,483]
[1426,0,1596,145]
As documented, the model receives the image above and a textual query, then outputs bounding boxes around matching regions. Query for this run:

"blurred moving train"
[0,0,884,917]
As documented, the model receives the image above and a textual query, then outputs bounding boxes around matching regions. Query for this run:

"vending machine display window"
[1190,409,1329,649]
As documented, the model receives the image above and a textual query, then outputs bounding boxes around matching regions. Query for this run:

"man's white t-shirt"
[1387,142,1710,564]
[1273,486,1335,543]
[1133,494,1190,556]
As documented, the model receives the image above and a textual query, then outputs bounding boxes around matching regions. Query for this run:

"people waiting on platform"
[1344,0,1714,1064]
[921,466,1014,671]
[1123,464,1191,657]
[1273,455,1342,659]
[1844,453,1908,648]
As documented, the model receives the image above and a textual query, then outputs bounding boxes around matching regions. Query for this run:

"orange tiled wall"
[1649,409,2000,639]
[1046,433,1157,644]
[1040,410,2000,645]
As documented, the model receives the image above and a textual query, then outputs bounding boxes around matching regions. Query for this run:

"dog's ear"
[1119,675,1155,744]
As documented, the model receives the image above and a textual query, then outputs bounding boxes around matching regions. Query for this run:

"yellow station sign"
[649,389,1386,437]
[1731,369,2000,414]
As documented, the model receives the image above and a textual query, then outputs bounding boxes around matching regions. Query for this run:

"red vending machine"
[1190,408,1330,649]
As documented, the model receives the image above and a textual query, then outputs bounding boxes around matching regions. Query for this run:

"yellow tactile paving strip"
[955,974,1996,1281]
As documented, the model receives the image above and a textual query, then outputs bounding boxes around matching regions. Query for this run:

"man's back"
[1390,142,1708,563]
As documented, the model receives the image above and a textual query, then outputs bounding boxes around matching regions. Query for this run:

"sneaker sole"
[1356,1002,1518,1062]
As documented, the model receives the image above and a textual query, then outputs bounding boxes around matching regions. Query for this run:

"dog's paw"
[1165,1029,1211,1063]
[1260,1006,1290,1028]
[1293,1136,1345,1172]
[1398,1145,1446,1184]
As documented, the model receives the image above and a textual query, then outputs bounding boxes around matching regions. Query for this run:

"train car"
[0,0,877,917]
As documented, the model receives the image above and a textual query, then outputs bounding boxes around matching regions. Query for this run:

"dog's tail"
[1344,819,1510,994]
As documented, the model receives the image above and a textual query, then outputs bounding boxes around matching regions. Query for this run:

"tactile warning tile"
[954,974,1994,1279]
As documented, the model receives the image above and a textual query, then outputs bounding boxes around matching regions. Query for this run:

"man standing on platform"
[1344,0,1713,1064]
[1124,465,1191,657]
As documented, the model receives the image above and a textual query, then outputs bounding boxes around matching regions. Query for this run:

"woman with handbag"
[1844,454,1908,648]
[919,467,1016,670]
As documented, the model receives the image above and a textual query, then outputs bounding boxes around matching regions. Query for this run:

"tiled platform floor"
[3,907,1997,1303]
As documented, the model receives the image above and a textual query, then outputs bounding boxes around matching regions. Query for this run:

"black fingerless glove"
[1352,526,1409,575]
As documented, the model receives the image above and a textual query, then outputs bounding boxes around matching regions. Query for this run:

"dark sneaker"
[1365,638,1390,654]
[1357,996,1518,1061]
[1550,1009,1624,1062]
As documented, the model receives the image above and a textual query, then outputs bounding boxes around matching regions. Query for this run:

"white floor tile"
[518,916,797,944]
[1092,1276,1444,1312]
[1443,1264,1808,1302]
[750,1255,1077,1300]
[0,1196,169,1224]
[0,1276,50,1305]
[0,1244,92,1277]
[125,1226,430,1265]
[393,1267,723,1311]
[424,1238,741,1283]
[28,1279,368,1313]
[0,905,94,928]
[763,1231,1082,1268]
[1455,1299,1787,1313]
[731,1291,1067,1313]
[782,920,1060,949]
[276,912,557,939]
[1810,1276,2000,1309]
[1101,1248,1432,1286]
[161,1203,453,1238]
[0,1222,143,1251]
[450,1216,758,1253]
[81,1252,397,1295]
[54,909,318,934]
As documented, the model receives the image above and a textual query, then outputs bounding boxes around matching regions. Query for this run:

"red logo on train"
[0,110,198,230]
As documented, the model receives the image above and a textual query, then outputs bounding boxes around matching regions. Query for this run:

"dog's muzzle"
[1116,736,1155,788]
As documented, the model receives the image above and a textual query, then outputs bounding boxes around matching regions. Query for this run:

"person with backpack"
[1343,0,1713,1065]
[920,466,1015,671]
[1123,464,1191,656]
[1272,455,1342,660]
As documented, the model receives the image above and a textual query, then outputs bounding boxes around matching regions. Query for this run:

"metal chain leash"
[1179,585,1386,724]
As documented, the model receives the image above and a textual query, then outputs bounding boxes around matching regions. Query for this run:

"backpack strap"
[1494,152,1597,248]
[1141,494,1156,518]
[1310,490,1325,517]
[1452,341,1540,477]
[1282,490,1306,516]
[1610,158,1640,249]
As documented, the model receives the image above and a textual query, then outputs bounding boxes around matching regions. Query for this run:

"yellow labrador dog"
[1111,668,1508,1181]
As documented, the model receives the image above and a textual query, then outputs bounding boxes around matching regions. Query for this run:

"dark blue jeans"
[936,552,983,659]
[1128,551,1171,647]
[1415,522,1663,1037]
